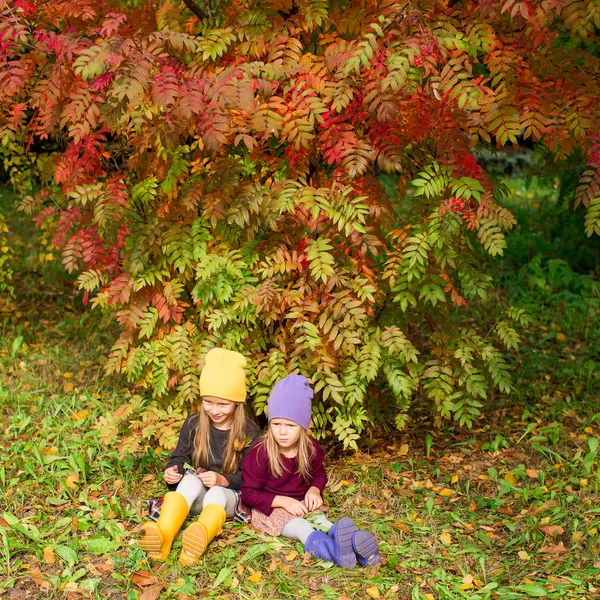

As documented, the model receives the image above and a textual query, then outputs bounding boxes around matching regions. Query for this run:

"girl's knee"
[203,486,228,508]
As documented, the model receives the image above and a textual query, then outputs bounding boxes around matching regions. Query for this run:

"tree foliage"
[1,0,599,448]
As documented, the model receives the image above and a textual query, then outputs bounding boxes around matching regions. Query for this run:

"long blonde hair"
[263,426,316,482]
[192,401,248,474]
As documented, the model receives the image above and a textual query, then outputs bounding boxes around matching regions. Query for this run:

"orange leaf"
[539,525,564,538]
[539,542,568,555]
[43,547,55,565]
[525,469,539,478]
[247,572,262,583]
[65,473,80,489]
[440,532,452,545]
[131,570,158,586]
[139,583,166,600]
[504,472,518,485]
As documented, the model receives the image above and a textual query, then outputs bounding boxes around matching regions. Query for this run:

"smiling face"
[269,418,303,450]
[202,396,237,430]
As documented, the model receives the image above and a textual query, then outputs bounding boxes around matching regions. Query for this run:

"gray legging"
[175,472,237,518]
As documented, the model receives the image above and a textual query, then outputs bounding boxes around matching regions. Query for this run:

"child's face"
[202,396,236,429]
[270,418,302,449]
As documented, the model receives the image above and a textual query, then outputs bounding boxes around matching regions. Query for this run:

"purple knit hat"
[267,374,313,430]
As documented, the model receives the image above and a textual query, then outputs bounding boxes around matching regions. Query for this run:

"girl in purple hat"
[241,374,380,568]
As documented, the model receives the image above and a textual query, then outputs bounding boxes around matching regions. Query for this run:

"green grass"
[1,180,600,599]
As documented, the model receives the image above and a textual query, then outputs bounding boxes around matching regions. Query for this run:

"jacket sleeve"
[309,440,328,494]
[223,420,263,490]
[165,415,195,490]
[241,443,277,516]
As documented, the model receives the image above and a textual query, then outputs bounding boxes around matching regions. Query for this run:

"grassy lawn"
[1,180,600,600]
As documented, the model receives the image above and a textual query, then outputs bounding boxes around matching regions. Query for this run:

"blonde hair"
[192,401,248,474]
[263,425,316,482]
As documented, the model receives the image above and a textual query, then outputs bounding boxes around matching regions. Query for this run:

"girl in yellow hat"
[138,348,260,565]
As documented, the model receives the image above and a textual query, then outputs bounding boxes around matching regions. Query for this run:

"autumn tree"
[1,0,599,450]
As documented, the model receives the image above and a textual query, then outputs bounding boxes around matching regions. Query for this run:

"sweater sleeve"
[165,415,195,490]
[223,420,263,490]
[241,443,277,516]
[310,440,328,493]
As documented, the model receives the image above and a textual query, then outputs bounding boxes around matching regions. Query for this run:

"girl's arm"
[241,444,278,516]
[309,441,328,493]
[165,416,195,489]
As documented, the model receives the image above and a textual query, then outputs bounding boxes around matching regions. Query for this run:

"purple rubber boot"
[328,518,380,567]
[305,517,357,568]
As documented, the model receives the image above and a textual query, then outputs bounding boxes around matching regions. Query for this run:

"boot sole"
[352,530,380,567]
[139,523,164,555]
[332,517,357,568]
[179,522,208,564]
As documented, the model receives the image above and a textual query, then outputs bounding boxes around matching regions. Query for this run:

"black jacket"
[166,413,261,491]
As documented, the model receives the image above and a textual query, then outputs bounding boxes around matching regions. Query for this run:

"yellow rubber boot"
[139,492,189,560]
[179,504,227,565]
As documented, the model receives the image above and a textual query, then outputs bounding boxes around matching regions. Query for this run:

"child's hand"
[304,487,323,511]
[274,496,308,516]
[164,465,183,485]
[198,470,228,488]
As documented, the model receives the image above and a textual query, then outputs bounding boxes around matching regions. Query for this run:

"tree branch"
[181,0,207,21]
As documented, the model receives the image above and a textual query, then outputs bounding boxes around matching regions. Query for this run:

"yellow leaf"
[285,551,298,561]
[424,595,435,600]
[524,578,535,585]
[112,479,123,491]
[43,547,55,565]
[440,532,452,545]
[518,550,529,561]
[572,531,584,543]
[439,488,453,497]
[504,472,518,485]
[451,475,458,484]
[71,409,89,421]
[247,572,262,583]
[584,427,593,434]
[460,583,474,590]
[525,469,539,479]
[398,443,409,456]
[64,381,74,393]
[65,473,80,489]
[556,332,566,341]
[236,565,244,576]
[366,585,380,598]
[62,372,73,379]
[462,574,474,585]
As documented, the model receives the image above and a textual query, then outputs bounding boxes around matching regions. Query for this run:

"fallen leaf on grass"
[43,546,55,565]
[398,444,409,456]
[247,571,262,583]
[65,473,80,489]
[539,525,564,538]
[439,488,453,497]
[131,570,158,586]
[267,558,281,572]
[462,574,474,585]
[71,409,89,420]
[0,516,8,528]
[139,583,166,600]
[366,585,380,598]
[518,550,529,561]
[504,472,518,485]
[526,469,539,478]
[539,542,567,555]
[440,532,452,545]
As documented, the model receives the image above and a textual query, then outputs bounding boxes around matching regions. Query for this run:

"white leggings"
[175,472,237,517]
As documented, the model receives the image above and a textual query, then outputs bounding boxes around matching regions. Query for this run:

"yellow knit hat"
[199,348,247,403]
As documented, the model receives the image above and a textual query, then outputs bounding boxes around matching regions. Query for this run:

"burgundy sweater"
[241,439,328,516]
